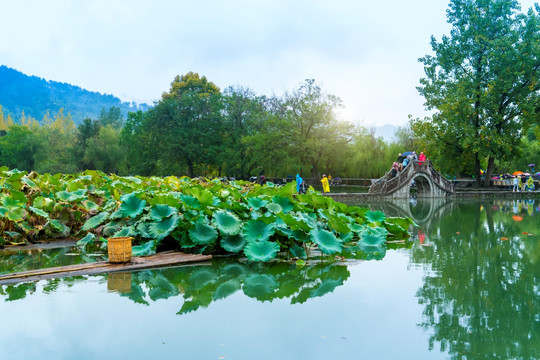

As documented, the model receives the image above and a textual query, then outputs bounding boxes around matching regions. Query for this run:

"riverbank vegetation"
[0,168,413,261]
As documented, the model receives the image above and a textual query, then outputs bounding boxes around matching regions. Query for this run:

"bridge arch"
[369,161,454,198]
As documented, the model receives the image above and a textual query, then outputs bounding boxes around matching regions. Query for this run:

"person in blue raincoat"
[296,174,303,193]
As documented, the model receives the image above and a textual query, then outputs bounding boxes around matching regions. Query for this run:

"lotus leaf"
[119,193,146,218]
[339,232,354,242]
[149,204,177,221]
[271,196,295,213]
[359,231,386,246]
[180,194,201,209]
[149,214,180,241]
[310,229,343,254]
[48,219,70,235]
[76,233,95,247]
[365,210,386,223]
[213,210,242,235]
[289,244,307,259]
[242,220,275,243]
[132,240,156,257]
[277,213,312,232]
[220,235,247,253]
[247,197,268,211]
[327,213,352,234]
[32,196,54,211]
[189,222,218,245]
[243,240,280,262]
[194,189,214,207]
[81,200,100,211]
[10,190,28,203]
[81,211,110,231]
[16,221,35,234]
[28,206,49,219]
[113,226,137,238]
[5,231,21,238]
[266,202,283,214]
[7,207,26,222]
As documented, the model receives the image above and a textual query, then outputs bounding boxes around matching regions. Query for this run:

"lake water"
[0,198,538,360]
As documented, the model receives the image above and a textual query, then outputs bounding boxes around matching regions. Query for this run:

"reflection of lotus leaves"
[359,242,385,255]
[213,279,241,300]
[147,274,179,301]
[188,269,218,290]
[221,263,248,278]
[311,278,343,298]
[243,274,278,301]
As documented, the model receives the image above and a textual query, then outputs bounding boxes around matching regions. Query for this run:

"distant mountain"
[372,124,398,143]
[0,65,150,124]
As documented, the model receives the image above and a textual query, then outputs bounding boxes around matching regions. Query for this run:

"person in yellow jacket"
[321,174,330,193]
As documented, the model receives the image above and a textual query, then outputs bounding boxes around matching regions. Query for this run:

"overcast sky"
[0,0,538,127]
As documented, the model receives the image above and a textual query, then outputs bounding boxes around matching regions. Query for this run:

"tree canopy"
[416,0,540,185]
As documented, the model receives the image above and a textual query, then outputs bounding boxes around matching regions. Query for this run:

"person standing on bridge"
[418,152,426,165]
[513,175,520,192]
[321,174,330,193]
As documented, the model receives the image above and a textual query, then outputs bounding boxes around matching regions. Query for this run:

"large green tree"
[417,0,540,186]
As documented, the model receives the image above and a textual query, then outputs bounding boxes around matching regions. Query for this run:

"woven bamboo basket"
[108,237,133,263]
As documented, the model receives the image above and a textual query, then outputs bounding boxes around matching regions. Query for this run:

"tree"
[417,0,540,186]
[134,72,224,177]
[99,106,123,129]
[83,126,126,174]
[219,86,267,179]
[0,125,39,171]
[282,79,350,178]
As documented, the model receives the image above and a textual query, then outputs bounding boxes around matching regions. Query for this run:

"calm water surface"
[0,198,538,360]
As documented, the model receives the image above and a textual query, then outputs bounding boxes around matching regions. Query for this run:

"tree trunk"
[483,156,495,187]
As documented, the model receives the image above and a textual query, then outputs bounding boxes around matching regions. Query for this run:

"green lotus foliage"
[0,168,411,259]
[119,192,147,218]
[131,240,156,257]
[220,235,247,253]
[242,220,275,243]
[244,241,280,262]
[76,233,95,248]
[149,204,177,221]
[213,210,242,236]
[310,229,343,254]
[266,202,283,214]
[149,214,180,241]
[365,210,386,224]
[81,211,110,231]
[247,197,268,211]
[189,222,218,245]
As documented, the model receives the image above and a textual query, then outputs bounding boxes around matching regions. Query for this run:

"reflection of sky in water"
[0,252,447,360]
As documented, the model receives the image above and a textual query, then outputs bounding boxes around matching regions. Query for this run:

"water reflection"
[374,198,540,359]
[0,198,538,359]
[0,259,351,314]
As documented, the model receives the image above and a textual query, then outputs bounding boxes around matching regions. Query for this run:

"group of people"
[390,151,426,177]
[295,173,331,194]
[512,175,535,192]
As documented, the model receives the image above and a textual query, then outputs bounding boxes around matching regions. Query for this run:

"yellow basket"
[108,237,133,263]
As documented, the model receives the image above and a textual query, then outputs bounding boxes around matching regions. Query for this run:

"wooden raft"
[0,251,211,285]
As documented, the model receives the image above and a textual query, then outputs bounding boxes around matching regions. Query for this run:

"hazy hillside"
[0,65,150,123]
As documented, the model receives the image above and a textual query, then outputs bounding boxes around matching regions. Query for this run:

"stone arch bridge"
[369,161,454,198]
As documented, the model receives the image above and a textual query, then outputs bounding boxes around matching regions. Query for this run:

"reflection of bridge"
[368,197,455,227]
[369,161,454,198]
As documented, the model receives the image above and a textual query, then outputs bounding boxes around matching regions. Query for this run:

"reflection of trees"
[0,259,350,315]
[410,201,540,359]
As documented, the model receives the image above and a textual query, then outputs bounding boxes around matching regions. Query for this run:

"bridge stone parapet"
[369,161,454,198]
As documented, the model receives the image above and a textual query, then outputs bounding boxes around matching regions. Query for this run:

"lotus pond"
[0,197,538,359]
